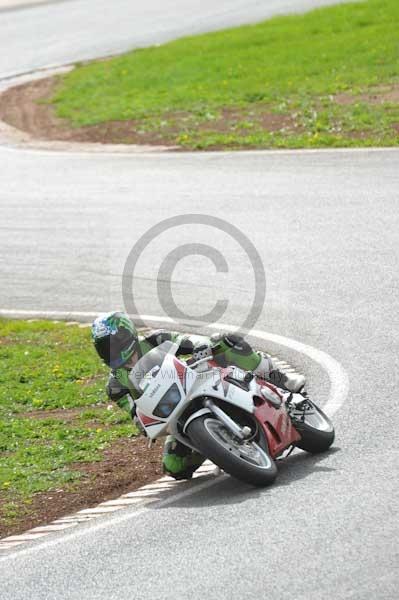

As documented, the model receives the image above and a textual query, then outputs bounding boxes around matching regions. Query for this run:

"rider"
[92,312,305,480]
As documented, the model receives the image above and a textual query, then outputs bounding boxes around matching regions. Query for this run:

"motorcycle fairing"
[189,365,255,415]
[132,345,301,453]
[134,353,190,439]
[255,380,301,457]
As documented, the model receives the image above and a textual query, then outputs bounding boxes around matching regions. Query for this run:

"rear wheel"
[187,415,277,487]
[291,399,335,453]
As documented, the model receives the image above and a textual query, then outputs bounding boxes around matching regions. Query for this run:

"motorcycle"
[129,341,335,487]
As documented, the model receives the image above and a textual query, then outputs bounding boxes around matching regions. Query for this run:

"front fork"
[182,401,252,443]
[203,399,252,441]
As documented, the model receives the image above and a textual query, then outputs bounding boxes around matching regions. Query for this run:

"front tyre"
[291,400,335,454]
[187,416,277,487]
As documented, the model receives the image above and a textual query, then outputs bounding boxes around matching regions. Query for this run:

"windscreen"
[129,340,178,393]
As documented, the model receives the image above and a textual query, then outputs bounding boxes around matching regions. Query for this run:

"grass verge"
[0,319,145,535]
[48,0,399,149]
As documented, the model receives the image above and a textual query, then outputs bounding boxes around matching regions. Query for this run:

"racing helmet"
[92,312,139,369]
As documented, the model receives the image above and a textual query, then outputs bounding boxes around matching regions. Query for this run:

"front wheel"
[291,399,335,454]
[186,415,277,487]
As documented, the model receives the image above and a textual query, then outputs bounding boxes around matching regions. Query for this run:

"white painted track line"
[0,469,226,560]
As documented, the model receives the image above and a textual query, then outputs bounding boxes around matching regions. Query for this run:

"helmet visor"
[95,328,138,368]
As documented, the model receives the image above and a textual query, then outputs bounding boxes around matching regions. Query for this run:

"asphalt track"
[0,1,398,599]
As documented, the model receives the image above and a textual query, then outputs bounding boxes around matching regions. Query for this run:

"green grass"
[0,319,134,525]
[50,0,399,149]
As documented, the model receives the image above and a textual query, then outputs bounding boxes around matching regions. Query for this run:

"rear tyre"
[187,415,277,487]
[292,401,335,454]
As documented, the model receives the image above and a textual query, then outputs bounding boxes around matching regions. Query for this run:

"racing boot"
[253,353,305,393]
[162,436,205,480]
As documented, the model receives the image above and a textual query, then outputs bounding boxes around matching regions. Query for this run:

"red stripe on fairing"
[136,410,162,426]
[173,358,186,390]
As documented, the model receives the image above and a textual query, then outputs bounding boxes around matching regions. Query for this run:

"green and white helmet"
[92,312,139,368]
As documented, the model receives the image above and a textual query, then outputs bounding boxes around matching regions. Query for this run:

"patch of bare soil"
[332,83,399,105]
[0,77,173,145]
[0,77,175,145]
[19,405,108,420]
[0,435,164,539]
[0,76,299,146]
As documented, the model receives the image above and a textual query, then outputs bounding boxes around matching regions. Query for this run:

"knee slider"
[106,375,130,401]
